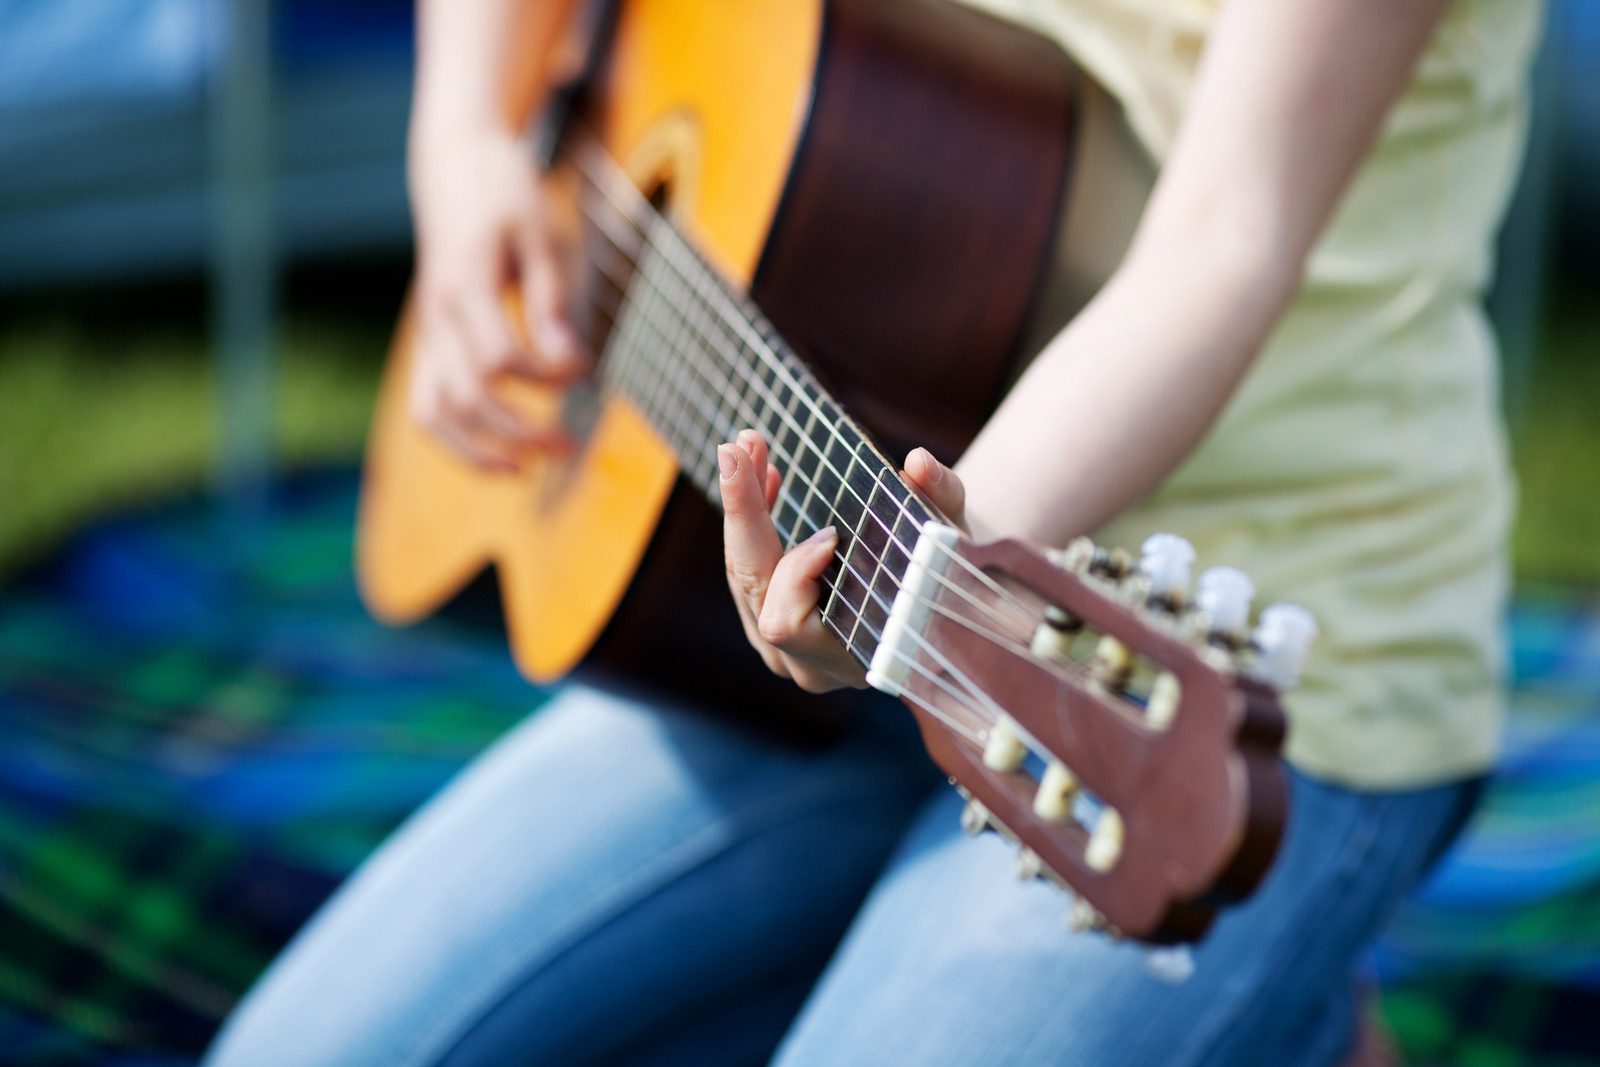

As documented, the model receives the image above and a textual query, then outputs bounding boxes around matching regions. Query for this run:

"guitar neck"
[597,218,935,668]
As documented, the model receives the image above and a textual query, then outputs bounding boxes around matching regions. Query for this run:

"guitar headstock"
[868,524,1313,944]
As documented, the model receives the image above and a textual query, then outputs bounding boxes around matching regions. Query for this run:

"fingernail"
[914,448,943,486]
[804,526,836,546]
[717,445,738,481]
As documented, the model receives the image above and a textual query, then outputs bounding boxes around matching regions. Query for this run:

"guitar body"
[360,0,1076,716]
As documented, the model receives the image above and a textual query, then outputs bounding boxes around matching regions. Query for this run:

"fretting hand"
[718,430,968,693]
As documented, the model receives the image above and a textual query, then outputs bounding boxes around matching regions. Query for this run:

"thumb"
[904,447,966,529]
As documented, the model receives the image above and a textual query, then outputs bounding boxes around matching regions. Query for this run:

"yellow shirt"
[962,0,1543,787]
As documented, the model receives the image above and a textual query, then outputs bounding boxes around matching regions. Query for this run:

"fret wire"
[582,194,901,559]
[591,222,1038,651]
[818,435,865,622]
[669,242,735,486]
[578,166,929,563]
[647,245,708,473]
[604,282,999,716]
[843,470,888,651]
[572,179,1042,636]
[625,263,671,446]
[595,271,1043,669]
[585,227,905,613]
[593,240,913,631]
[608,280,1042,689]
[644,221,935,565]
[603,285,905,662]
[597,268,1044,682]
[573,181,1043,649]
[637,244,739,493]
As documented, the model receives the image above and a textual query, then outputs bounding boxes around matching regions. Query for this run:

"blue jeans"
[205,683,1474,1066]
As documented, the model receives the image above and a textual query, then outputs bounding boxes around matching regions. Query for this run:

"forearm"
[956,0,1451,546]
[957,230,1295,544]
[410,0,580,149]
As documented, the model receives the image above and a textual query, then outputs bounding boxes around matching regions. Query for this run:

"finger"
[454,280,526,373]
[412,319,520,473]
[781,657,865,694]
[756,526,837,653]
[737,429,768,484]
[727,585,792,679]
[432,419,520,475]
[904,446,966,528]
[764,464,783,512]
[719,444,785,613]
[517,216,585,376]
[732,429,784,513]
[461,390,573,454]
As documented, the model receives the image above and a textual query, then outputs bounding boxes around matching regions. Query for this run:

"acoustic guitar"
[358,0,1310,943]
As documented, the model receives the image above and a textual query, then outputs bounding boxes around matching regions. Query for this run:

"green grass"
[0,287,1597,590]
[0,309,387,575]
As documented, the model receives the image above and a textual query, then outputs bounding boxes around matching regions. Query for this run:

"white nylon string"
[576,226,1040,660]
[576,212,1041,670]
[596,274,1044,715]
[568,208,1008,735]
[568,136,1044,633]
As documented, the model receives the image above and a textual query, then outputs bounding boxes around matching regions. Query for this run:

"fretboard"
[597,219,934,667]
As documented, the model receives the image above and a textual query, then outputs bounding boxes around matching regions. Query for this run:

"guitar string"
[572,199,1043,663]
[585,257,1049,728]
[567,172,1043,651]
[578,239,1048,677]
[602,283,1017,739]
[577,155,1045,637]
[567,137,1047,633]
[531,141,1089,733]
[578,243,1005,736]
[579,196,1044,658]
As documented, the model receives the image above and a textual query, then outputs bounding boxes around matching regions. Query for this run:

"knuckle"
[724,560,767,603]
[756,610,793,647]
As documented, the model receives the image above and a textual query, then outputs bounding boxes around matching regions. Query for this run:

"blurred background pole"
[207,0,278,559]
[1491,11,1563,434]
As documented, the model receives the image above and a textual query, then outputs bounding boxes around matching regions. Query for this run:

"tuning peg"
[1085,808,1124,872]
[1146,946,1196,983]
[1145,671,1182,730]
[1051,537,1096,573]
[982,715,1028,772]
[1014,847,1043,881]
[1197,566,1254,643]
[1091,635,1134,690]
[1067,895,1107,933]
[1139,533,1195,607]
[1088,545,1133,580]
[960,797,992,836]
[1030,605,1082,661]
[1250,603,1318,691]
[1033,760,1079,822]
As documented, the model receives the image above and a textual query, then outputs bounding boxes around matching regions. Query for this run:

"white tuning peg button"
[1250,603,1319,691]
[982,715,1028,772]
[1139,533,1196,602]
[1197,566,1254,637]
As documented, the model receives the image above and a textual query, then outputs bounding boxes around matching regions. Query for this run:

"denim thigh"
[204,683,935,1067]
[773,768,1475,1067]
